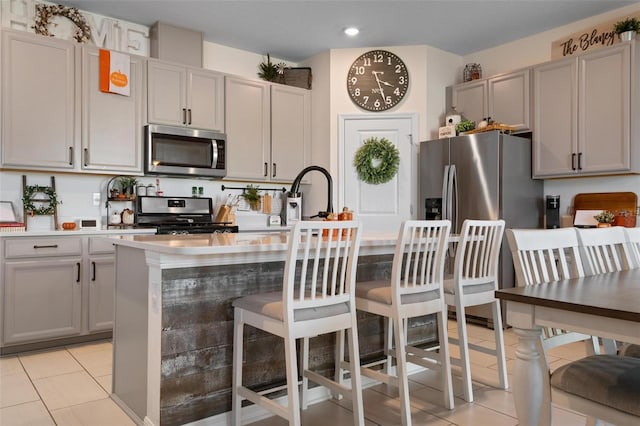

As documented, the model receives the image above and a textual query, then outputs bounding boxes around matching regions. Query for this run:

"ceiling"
[59,1,636,62]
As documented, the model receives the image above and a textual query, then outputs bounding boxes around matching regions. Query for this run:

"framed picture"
[0,201,18,222]
[282,67,312,89]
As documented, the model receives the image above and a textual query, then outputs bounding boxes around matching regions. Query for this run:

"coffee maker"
[282,192,302,225]
[546,195,560,229]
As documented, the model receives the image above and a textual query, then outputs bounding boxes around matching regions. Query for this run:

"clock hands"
[372,71,386,102]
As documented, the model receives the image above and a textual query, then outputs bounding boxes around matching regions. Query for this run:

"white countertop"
[107,231,398,256]
[0,228,157,238]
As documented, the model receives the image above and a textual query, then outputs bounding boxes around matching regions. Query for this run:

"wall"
[461,3,640,216]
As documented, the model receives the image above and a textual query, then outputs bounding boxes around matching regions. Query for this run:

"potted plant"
[594,210,615,228]
[241,184,262,211]
[455,119,476,135]
[257,54,279,82]
[614,17,640,41]
[117,176,138,199]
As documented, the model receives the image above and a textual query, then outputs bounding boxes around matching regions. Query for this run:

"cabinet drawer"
[4,237,82,258]
[89,237,116,254]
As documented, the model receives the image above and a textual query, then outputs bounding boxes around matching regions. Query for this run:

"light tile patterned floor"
[0,320,593,425]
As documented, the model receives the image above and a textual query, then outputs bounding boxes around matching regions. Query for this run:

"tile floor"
[0,320,594,425]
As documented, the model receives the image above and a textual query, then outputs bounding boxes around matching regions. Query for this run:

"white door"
[340,114,417,233]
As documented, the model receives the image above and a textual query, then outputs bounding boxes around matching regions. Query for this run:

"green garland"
[353,137,400,185]
[22,185,60,216]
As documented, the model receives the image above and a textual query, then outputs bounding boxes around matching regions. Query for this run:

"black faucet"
[289,166,334,219]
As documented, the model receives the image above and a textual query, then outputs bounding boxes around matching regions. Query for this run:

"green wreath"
[353,137,400,184]
[22,185,60,216]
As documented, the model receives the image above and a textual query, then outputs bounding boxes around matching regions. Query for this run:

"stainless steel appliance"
[136,196,238,234]
[420,131,543,323]
[145,124,226,178]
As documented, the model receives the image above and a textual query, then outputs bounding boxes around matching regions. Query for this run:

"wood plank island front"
[107,231,441,426]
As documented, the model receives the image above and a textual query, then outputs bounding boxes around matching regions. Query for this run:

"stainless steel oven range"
[135,196,238,235]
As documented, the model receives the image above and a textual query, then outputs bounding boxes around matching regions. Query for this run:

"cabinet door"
[488,69,530,131]
[532,57,577,177]
[81,48,143,173]
[451,79,487,124]
[187,68,224,131]
[225,77,270,181]
[88,256,115,332]
[147,60,187,126]
[579,44,630,174]
[1,30,78,169]
[271,85,310,182]
[3,259,82,344]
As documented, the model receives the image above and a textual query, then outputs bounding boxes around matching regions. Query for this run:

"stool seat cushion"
[443,278,495,295]
[233,291,349,322]
[355,280,440,305]
[550,354,640,416]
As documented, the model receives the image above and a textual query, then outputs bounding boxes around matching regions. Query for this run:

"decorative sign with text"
[552,12,640,59]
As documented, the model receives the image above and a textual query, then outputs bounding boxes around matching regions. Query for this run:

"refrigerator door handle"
[441,165,450,220]
[450,164,459,233]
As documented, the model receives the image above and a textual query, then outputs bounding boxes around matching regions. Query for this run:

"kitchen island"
[108,231,441,426]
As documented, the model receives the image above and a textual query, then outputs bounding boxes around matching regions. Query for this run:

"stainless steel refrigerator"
[419,131,543,324]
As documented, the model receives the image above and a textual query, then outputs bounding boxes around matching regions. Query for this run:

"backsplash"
[0,170,289,230]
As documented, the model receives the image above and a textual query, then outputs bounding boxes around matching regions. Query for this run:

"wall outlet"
[92,192,101,207]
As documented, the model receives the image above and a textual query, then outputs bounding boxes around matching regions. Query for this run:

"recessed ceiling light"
[344,27,359,36]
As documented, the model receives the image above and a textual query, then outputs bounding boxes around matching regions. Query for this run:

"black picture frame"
[282,67,312,89]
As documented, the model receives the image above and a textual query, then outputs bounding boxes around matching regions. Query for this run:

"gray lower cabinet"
[1,234,123,351]
[3,258,83,344]
[88,256,115,332]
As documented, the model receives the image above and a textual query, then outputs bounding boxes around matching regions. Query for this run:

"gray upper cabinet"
[270,84,311,182]
[1,29,145,174]
[225,76,271,181]
[147,59,224,131]
[1,29,78,170]
[450,69,530,132]
[225,76,311,182]
[82,47,144,174]
[533,42,632,178]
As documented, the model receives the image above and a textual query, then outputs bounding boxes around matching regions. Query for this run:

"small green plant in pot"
[241,185,262,211]
[594,210,615,227]
[614,17,640,40]
[117,176,138,199]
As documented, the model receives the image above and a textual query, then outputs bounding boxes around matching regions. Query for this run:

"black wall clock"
[347,50,409,111]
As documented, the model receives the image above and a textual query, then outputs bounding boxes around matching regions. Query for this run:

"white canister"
[136,185,147,196]
[146,184,157,196]
[110,211,121,225]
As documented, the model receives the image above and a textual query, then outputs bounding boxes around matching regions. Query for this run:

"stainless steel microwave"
[144,124,226,178]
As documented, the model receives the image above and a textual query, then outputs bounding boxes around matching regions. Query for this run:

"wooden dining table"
[495,269,640,426]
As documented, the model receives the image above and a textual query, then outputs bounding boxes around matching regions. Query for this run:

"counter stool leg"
[347,324,365,426]
[333,330,346,399]
[284,334,301,425]
[301,336,310,409]
[437,309,454,409]
[394,317,412,426]
[456,302,474,403]
[232,310,244,426]
[492,300,509,390]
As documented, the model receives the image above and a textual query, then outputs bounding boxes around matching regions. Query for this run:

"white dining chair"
[623,226,640,268]
[443,219,508,403]
[505,228,600,355]
[576,226,635,354]
[231,220,364,426]
[343,220,454,426]
[576,227,633,276]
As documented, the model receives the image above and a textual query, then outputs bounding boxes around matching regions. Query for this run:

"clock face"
[347,50,409,111]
